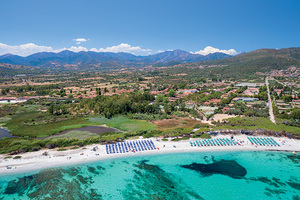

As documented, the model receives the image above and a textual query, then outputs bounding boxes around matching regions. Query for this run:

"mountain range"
[0,49,232,69]
[1,47,299,77]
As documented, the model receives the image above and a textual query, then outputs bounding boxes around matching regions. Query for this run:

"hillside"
[0,63,37,76]
[182,47,300,78]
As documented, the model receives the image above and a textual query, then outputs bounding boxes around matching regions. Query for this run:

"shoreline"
[0,134,299,176]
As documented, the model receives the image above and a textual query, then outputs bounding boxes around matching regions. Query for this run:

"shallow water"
[0,151,299,200]
[0,128,15,140]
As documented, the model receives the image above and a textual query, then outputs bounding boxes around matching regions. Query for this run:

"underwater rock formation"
[181,159,247,179]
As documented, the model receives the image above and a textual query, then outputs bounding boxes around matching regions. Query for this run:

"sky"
[0,0,300,56]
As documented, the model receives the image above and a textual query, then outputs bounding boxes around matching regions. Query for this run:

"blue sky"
[0,0,299,56]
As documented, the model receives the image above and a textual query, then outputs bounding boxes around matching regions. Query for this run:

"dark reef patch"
[272,177,286,187]
[286,154,300,164]
[264,191,272,197]
[248,176,286,188]
[87,166,98,174]
[122,160,129,164]
[181,159,247,179]
[265,187,287,195]
[122,160,204,200]
[293,195,300,200]
[96,165,105,171]
[77,175,90,184]
[4,168,102,199]
[287,181,300,190]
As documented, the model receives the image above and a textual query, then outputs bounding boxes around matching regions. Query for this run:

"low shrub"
[193,123,202,129]
[171,136,190,141]
[57,148,68,151]
[200,133,211,139]
[13,156,22,159]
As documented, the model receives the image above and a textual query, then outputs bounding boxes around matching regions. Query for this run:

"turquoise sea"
[0,151,299,200]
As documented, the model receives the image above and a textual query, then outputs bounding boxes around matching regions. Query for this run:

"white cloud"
[191,46,237,56]
[0,43,54,57]
[0,42,153,56]
[91,43,151,55]
[73,38,87,44]
[55,46,88,53]
[0,42,90,56]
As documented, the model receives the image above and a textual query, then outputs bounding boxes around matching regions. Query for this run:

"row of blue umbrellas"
[190,138,237,147]
[247,136,280,146]
[106,140,156,154]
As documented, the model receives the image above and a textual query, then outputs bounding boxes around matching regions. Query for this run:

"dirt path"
[193,105,207,121]
[266,77,276,124]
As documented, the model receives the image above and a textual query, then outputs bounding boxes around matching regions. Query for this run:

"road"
[265,77,276,124]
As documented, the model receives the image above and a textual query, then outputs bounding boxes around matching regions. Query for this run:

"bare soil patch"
[152,117,200,130]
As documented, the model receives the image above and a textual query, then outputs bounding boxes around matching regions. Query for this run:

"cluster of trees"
[226,101,268,118]
[271,84,294,103]
[236,86,248,94]
[50,89,66,97]
[186,91,222,104]
[255,85,268,100]
[95,88,101,95]
[274,104,300,127]
[48,102,69,115]
[1,88,9,95]
[11,84,61,95]
[73,92,157,118]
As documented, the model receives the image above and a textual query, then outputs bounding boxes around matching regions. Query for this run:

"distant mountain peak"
[0,53,14,57]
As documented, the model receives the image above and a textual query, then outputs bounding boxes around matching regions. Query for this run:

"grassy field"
[0,117,12,123]
[152,117,201,131]
[50,130,127,140]
[51,131,99,140]
[215,116,300,134]
[3,111,155,138]
[88,116,156,132]
[4,112,98,137]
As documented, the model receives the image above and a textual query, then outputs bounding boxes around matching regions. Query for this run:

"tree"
[291,108,300,120]
[164,104,171,114]
[156,95,164,102]
[168,89,176,97]
[48,103,54,114]
[96,88,101,95]
[283,95,292,103]
[104,87,108,93]
[179,103,186,112]
[60,92,66,97]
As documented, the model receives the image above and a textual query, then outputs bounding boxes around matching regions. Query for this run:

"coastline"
[1,134,299,176]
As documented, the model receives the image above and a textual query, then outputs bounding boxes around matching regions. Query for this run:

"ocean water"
[0,151,299,200]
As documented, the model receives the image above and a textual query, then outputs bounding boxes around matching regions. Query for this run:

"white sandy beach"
[0,134,299,175]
